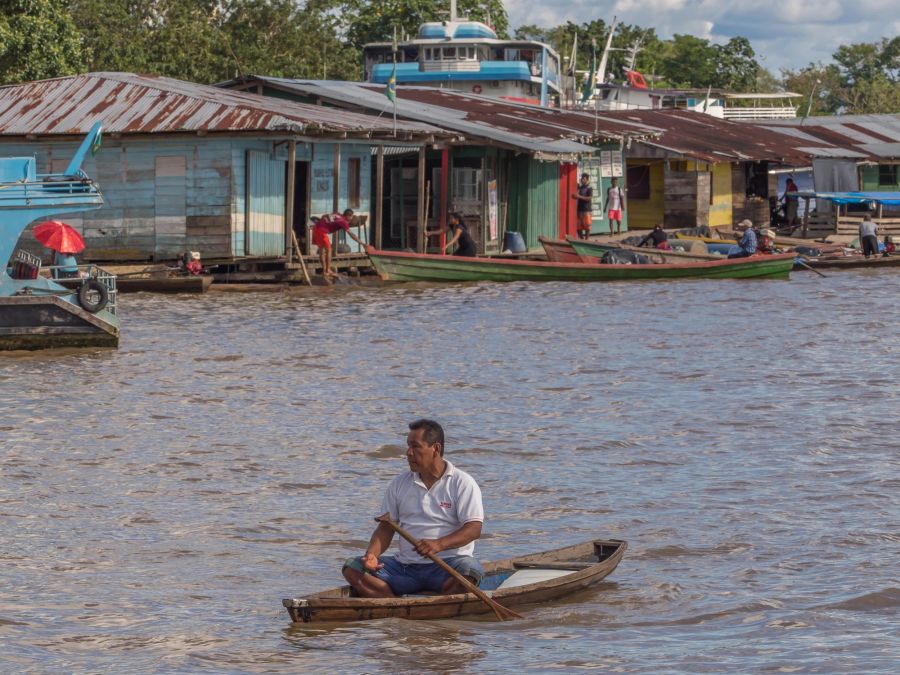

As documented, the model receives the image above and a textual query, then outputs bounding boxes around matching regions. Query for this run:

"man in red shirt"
[312,209,364,278]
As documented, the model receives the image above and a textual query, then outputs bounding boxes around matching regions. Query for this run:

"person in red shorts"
[312,209,364,278]
[604,177,625,236]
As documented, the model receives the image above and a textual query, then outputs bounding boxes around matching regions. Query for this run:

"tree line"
[0,0,896,114]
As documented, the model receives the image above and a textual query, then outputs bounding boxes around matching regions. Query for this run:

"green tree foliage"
[0,0,85,83]
[783,37,900,114]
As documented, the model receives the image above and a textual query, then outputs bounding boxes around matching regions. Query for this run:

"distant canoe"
[60,275,212,294]
[566,237,721,263]
[364,248,795,282]
[282,538,626,623]
[538,236,584,262]
[802,254,900,270]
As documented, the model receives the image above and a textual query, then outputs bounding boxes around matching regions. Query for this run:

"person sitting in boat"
[185,251,203,276]
[637,224,672,250]
[52,250,80,279]
[883,235,895,256]
[342,419,485,598]
[728,222,758,258]
[312,209,364,278]
[757,229,778,254]
[427,212,477,257]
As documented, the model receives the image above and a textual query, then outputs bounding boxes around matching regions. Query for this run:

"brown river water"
[1,270,898,672]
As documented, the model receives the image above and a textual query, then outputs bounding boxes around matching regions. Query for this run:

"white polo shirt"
[380,460,484,564]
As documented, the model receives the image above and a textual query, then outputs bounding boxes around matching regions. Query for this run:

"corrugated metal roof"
[0,72,442,139]
[232,77,660,160]
[594,109,812,164]
[750,114,900,162]
[221,78,818,165]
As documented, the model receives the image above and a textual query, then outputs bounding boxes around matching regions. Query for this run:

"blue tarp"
[796,191,900,205]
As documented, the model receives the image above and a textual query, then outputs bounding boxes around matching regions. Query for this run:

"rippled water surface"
[2,271,898,673]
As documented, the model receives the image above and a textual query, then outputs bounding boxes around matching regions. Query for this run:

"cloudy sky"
[504,0,899,74]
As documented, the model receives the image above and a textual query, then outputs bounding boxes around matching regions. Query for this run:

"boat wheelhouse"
[0,123,119,350]
[363,4,560,107]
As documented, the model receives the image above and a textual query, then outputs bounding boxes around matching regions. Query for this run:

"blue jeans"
[344,555,484,595]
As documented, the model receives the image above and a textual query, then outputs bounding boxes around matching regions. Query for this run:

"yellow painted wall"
[627,160,664,230]
[688,160,733,228]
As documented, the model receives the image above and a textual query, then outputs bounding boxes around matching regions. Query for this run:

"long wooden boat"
[58,274,212,294]
[802,253,900,270]
[365,247,795,282]
[538,236,584,262]
[283,538,626,623]
[566,237,721,263]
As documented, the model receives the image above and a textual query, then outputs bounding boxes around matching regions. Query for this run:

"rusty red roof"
[594,109,813,165]
[0,72,441,140]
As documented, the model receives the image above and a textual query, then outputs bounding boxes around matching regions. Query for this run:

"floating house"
[0,72,440,264]
[586,110,813,231]
[754,114,900,235]
[222,78,658,253]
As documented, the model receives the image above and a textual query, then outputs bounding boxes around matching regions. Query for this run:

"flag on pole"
[385,62,397,102]
[581,39,597,102]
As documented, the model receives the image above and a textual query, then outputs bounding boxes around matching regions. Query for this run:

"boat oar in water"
[374,515,522,621]
[796,256,828,278]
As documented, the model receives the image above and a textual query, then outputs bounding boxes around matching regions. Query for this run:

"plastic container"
[502,231,527,253]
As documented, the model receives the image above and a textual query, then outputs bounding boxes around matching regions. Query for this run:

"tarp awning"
[797,190,900,205]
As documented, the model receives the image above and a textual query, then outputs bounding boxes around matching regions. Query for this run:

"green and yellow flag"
[385,62,397,102]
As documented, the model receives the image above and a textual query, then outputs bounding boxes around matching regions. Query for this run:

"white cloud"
[504,0,898,73]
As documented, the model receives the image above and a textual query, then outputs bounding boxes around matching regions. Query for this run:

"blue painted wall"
[0,137,375,262]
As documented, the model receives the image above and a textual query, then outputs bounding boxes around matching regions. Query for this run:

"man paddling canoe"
[342,419,485,597]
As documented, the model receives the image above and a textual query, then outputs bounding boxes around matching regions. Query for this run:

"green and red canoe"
[365,246,795,282]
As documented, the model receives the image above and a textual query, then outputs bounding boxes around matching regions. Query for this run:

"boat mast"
[450,0,457,22]
[595,16,617,87]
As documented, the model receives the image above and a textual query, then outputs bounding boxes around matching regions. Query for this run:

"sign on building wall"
[599,151,623,178]
[488,179,498,241]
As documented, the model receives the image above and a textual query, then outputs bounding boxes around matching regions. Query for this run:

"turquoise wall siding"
[246,150,286,256]
[580,146,629,233]
[0,136,375,262]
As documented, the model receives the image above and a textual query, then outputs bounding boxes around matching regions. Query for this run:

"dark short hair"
[408,419,445,456]
[449,212,464,225]
[343,209,354,217]
[581,173,590,179]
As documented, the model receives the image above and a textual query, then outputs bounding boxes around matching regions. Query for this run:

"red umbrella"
[33,220,85,254]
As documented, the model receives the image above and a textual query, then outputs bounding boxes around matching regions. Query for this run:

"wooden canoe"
[282,538,627,623]
[566,237,721,263]
[802,253,900,270]
[365,247,795,282]
[538,236,584,263]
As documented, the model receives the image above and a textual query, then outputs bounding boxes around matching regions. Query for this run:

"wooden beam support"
[375,145,385,250]
[285,140,296,264]
[332,143,341,214]
[440,147,449,253]
[416,145,426,253]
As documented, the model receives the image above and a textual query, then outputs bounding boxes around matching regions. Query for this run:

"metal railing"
[722,106,798,120]
[44,263,118,315]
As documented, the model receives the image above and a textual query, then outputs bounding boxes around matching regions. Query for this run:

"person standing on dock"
[605,177,625,236]
[312,209,364,278]
[859,215,879,259]
[572,173,594,240]
[782,177,799,227]
[342,419,485,598]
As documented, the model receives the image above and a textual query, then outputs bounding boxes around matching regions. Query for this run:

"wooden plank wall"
[664,171,710,228]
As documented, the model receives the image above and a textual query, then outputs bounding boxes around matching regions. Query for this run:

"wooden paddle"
[797,256,827,278]
[374,515,522,621]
